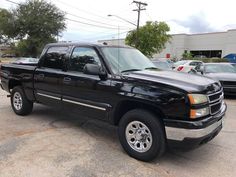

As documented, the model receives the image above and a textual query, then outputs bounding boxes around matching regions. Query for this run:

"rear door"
[34,46,70,107]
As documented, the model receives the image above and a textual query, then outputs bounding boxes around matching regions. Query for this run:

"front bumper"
[165,102,226,149]
[0,80,3,90]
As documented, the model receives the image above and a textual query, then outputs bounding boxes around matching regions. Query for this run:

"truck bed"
[0,63,37,101]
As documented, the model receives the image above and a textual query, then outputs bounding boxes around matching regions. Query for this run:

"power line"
[66,18,130,30]
[132,1,148,46]
[74,30,130,41]
[4,0,131,30]
[65,27,130,39]
[67,13,130,29]
[133,1,147,30]
[49,0,133,30]
[108,14,137,27]
[4,0,19,5]
[55,0,122,24]
[4,0,133,39]
[66,25,117,34]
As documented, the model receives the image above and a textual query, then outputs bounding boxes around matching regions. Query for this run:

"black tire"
[11,86,33,116]
[118,109,166,162]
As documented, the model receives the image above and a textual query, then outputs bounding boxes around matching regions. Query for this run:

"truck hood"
[205,73,236,81]
[126,70,218,93]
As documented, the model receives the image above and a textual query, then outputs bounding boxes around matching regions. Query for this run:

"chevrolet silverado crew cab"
[0,43,226,161]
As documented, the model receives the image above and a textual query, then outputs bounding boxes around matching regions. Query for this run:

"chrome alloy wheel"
[13,92,23,111]
[125,121,153,153]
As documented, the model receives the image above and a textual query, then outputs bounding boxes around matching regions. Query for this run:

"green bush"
[182,52,193,59]
[182,57,229,63]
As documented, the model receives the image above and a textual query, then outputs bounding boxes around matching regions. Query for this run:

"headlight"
[190,107,210,119]
[188,94,208,105]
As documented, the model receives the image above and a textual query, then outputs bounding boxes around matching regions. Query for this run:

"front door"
[62,46,112,120]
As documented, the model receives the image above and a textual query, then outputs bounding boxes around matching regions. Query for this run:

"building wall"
[153,34,187,59]
[98,29,236,60]
[224,30,236,56]
[156,30,236,59]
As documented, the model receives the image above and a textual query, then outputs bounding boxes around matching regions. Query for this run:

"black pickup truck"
[0,43,226,161]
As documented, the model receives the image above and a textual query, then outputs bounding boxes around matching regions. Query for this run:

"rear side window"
[42,46,69,69]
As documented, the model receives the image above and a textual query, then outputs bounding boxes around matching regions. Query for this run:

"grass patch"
[0,58,15,63]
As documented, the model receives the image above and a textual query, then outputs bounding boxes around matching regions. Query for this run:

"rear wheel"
[11,86,33,116]
[118,109,166,161]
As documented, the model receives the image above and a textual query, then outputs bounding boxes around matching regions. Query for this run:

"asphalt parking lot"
[0,89,235,177]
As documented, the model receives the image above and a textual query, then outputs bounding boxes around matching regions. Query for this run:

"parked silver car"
[173,60,203,73]
[11,57,39,66]
[200,63,236,95]
[152,59,172,70]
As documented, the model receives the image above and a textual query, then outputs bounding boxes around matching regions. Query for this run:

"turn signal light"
[190,107,210,119]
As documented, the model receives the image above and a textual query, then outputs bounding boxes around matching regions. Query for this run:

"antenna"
[118,25,120,74]
[118,25,120,45]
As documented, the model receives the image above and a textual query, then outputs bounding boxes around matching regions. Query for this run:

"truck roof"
[45,42,133,49]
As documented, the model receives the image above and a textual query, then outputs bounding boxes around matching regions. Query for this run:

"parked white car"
[173,60,203,73]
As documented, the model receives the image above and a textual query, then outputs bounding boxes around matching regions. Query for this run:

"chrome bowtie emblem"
[211,83,219,92]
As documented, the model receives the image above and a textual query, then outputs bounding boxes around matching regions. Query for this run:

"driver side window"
[69,47,101,72]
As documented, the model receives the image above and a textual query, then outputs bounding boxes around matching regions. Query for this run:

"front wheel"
[11,86,33,116]
[118,109,166,162]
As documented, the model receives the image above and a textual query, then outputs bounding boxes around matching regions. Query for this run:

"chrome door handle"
[38,74,45,79]
[63,77,71,83]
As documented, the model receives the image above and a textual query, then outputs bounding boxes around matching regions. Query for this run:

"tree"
[125,21,171,57]
[182,51,193,59]
[0,8,17,44]
[0,0,66,57]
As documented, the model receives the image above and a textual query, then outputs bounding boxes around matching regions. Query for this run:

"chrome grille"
[210,101,222,115]
[208,88,223,103]
[221,81,236,87]
[207,88,224,115]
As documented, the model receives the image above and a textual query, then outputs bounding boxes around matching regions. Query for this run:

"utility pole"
[132,1,147,47]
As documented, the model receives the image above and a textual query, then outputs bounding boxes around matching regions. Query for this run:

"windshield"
[101,47,156,74]
[231,63,236,68]
[174,60,188,66]
[153,61,171,70]
[205,64,236,73]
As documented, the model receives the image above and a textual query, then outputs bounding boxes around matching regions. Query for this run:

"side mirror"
[198,66,204,75]
[188,68,197,74]
[83,64,107,80]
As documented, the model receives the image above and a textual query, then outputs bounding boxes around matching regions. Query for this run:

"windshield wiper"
[145,67,159,70]
[121,69,142,73]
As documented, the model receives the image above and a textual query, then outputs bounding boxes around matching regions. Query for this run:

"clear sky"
[1,0,236,42]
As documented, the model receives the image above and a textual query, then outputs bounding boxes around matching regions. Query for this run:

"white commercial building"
[98,29,236,60]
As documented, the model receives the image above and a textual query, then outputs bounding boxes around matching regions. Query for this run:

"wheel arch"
[8,79,22,92]
[112,100,166,126]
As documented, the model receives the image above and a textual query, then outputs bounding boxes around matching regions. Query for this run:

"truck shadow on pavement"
[30,104,220,166]
[224,95,236,99]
